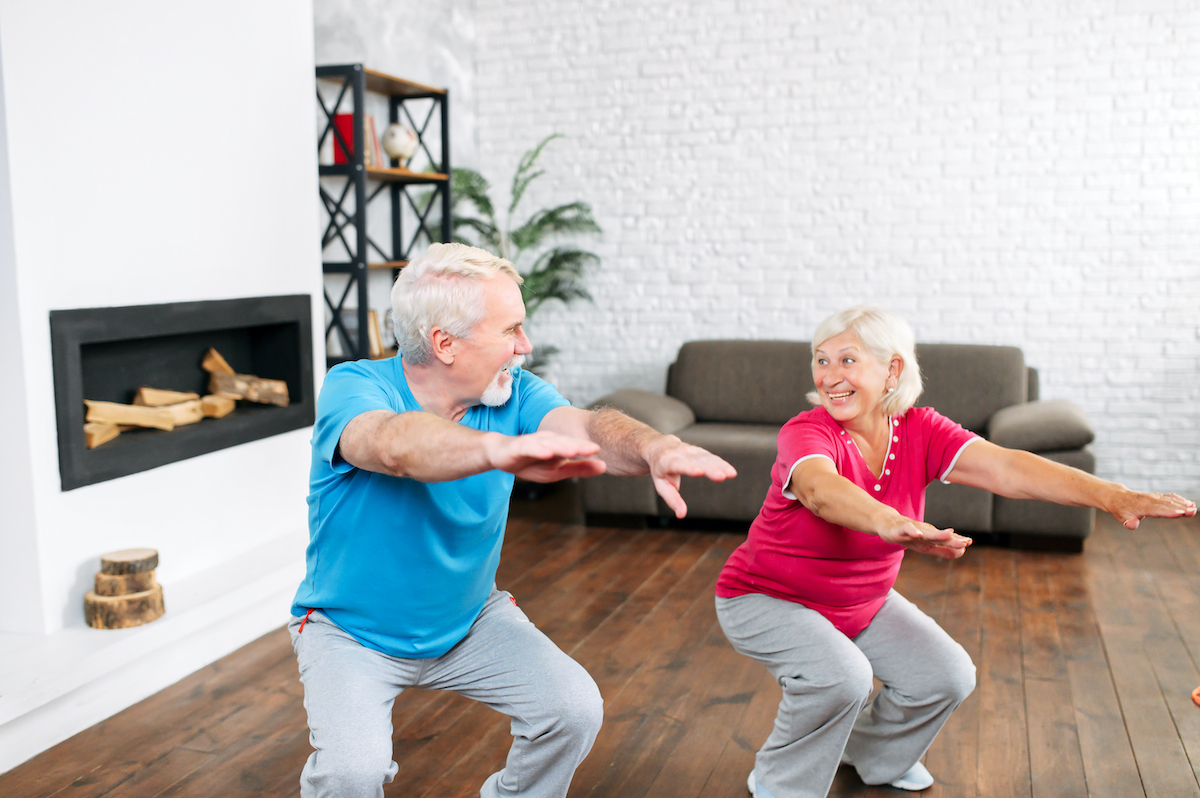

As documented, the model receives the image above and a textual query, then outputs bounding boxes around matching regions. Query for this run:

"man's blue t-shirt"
[290,356,570,658]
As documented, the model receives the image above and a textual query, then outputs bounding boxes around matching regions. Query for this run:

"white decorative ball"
[381,124,419,161]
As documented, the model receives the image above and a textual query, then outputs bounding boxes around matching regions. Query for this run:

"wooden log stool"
[84,548,166,629]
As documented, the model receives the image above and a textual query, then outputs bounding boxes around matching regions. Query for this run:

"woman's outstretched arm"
[946,439,1196,529]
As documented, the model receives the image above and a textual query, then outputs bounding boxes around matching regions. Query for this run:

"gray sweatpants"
[716,590,975,798]
[289,588,603,798]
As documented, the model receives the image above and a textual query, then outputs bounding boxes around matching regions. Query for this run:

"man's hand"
[1107,489,1196,530]
[483,430,606,483]
[879,518,972,560]
[645,436,738,518]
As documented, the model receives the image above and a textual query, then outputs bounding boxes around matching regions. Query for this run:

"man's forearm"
[585,408,672,477]
[340,410,497,482]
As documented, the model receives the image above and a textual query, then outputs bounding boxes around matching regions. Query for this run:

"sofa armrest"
[589,389,696,436]
[987,400,1095,452]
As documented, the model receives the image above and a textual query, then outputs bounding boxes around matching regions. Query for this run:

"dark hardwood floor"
[5,484,1200,798]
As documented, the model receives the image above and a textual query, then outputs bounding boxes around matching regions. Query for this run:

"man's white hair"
[390,243,523,365]
[806,306,923,417]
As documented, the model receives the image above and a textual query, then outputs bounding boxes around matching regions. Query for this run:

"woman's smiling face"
[812,331,894,425]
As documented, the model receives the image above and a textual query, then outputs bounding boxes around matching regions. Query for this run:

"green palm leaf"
[509,134,562,216]
[510,201,601,255]
[452,168,497,226]
[521,247,598,315]
[452,216,502,251]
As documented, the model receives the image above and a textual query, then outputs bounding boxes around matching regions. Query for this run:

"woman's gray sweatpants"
[289,588,603,798]
[716,590,975,798]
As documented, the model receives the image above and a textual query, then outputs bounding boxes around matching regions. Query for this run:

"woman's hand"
[880,518,973,559]
[1106,489,1196,530]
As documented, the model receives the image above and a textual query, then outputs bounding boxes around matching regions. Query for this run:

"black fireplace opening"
[52,295,315,491]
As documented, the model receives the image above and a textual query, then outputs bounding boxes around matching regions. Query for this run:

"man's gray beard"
[480,354,526,407]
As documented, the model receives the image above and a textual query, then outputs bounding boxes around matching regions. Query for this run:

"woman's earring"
[887,386,895,393]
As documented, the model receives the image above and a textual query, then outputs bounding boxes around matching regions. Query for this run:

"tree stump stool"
[84,548,165,629]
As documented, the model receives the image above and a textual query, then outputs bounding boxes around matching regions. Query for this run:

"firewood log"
[84,401,174,431]
[84,422,120,448]
[133,387,200,407]
[94,570,157,597]
[100,548,159,575]
[200,394,236,418]
[201,348,235,375]
[85,584,165,629]
[163,399,204,426]
[208,372,289,407]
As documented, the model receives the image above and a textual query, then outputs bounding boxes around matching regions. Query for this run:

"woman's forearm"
[795,467,909,536]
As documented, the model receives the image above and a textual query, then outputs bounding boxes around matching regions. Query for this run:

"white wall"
[0,0,323,634]
[0,40,44,635]
[473,0,1200,493]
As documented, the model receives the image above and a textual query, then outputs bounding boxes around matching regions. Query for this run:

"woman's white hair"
[806,306,923,417]
[390,243,523,365]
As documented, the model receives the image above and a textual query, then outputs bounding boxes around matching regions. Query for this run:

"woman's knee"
[783,652,874,710]
[943,646,976,704]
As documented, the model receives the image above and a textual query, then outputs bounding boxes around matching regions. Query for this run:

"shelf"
[318,165,447,184]
[316,63,450,364]
[362,68,446,98]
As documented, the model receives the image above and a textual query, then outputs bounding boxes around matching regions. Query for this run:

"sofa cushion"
[675,422,780,521]
[669,340,813,425]
[915,344,1027,434]
[993,448,1096,538]
[591,389,697,436]
[923,480,993,532]
[987,400,1095,452]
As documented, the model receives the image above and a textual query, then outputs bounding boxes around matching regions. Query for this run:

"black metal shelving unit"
[315,63,451,366]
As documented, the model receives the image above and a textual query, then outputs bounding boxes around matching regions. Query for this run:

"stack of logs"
[84,548,166,630]
[84,347,289,448]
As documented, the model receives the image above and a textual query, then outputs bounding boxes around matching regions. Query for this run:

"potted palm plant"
[451,134,602,375]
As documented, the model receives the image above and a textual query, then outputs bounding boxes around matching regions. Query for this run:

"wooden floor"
[5,506,1200,798]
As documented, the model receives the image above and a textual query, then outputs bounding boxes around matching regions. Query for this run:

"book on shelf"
[367,310,384,358]
[332,114,354,165]
[332,114,385,168]
[367,117,384,170]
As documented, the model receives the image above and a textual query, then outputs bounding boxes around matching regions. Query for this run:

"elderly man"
[290,243,736,798]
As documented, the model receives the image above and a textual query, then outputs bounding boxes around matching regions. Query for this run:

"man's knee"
[303,738,397,797]
[535,663,604,745]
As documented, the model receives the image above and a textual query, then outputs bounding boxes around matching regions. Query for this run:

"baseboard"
[0,530,307,774]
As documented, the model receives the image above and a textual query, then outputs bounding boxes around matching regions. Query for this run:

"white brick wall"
[472,0,1200,493]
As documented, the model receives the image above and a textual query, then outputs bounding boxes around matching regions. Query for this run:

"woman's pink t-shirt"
[715,405,978,638]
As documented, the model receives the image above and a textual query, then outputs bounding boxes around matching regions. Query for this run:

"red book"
[332,114,355,164]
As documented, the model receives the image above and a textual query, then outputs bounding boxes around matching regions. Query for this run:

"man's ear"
[429,328,458,365]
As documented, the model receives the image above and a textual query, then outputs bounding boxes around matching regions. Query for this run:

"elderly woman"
[715,306,1195,798]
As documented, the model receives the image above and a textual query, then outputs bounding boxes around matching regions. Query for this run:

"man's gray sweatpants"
[716,590,975,798]
[289,588,603,798]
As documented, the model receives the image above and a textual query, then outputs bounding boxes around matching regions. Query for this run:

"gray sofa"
[582,340,1098,551]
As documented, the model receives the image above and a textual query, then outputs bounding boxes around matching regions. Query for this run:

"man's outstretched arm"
[339,409,606,483]
[539,406,737,518]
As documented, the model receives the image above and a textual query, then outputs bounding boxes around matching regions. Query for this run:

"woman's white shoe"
[889,761,935,791]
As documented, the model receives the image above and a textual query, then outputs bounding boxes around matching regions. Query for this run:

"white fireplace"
[0,0,324,772]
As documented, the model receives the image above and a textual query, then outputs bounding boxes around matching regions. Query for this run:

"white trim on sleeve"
[939,436,982,484]
[782,453,835,500]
